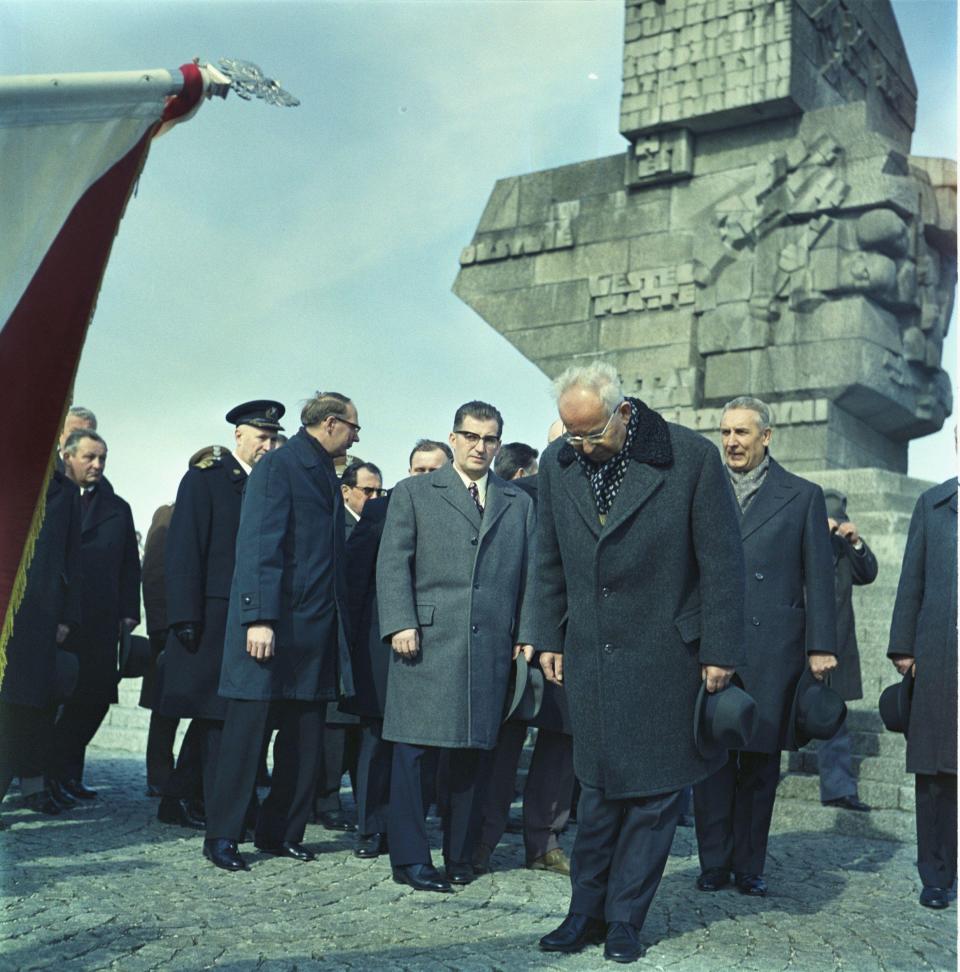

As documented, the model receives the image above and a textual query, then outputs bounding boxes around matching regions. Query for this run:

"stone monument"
[454,0,956,838]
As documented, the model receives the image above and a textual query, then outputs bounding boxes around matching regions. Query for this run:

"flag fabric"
[0,63,207,677]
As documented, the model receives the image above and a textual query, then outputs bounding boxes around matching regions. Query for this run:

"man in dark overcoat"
[818,489,878,811]
[341,440,451,859]
[377,402,536,893]
[694,397,836,898]
[535,363,745,963]
[0,465,82,819]
[51,430,141,800]
[158,401,284,829]
[888,476,958,909]
[473,439,576,877]
[203,392,357,872]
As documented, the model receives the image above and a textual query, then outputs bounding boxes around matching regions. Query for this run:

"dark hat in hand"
[503,653,544,724]
[785,667,847,750]
[879,671,914,736]
[694,677,759,759]
[54,648,79,702]
[823,489,849,523]
[119,628,151,680]
[225,400,285,431]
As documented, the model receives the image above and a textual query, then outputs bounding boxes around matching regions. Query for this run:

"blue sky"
[2,0,955,532]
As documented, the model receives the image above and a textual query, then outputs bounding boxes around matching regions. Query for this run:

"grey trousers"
[818,718,857,802]
[569,781,681,926]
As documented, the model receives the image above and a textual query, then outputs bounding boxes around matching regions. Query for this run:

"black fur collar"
[557,397,673,468]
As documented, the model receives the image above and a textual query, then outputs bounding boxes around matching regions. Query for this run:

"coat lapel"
[478,475,512,542]
[600,460,665,539]
[432,462,482,530]
[739,458,798,541]
[560,457,601,538]
[82,480,119,536]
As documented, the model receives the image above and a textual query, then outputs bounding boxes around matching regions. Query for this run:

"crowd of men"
[0,365,955,962]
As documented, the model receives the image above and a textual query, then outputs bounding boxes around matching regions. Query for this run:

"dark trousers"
[315,722,361,812]
[0,702,56,801]
[477,723,575,861]
[51,700,110,782]
[163,718,220,806]
[693,749,781,876]
[355,719,392,836]
[818,717,857,802]
[207,698,322,845]
[389,742,482,867]
[145,712,180,790]
[570,781,682,926]
[916,772,958,890]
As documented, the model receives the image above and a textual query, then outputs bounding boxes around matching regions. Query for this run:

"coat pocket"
[416,603,436,626]
[674,608,701,645]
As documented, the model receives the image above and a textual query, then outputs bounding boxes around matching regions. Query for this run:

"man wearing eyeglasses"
[377,401,537,893]
[535,363,745,963]
[340,461,385,539]
[203,392,358,872]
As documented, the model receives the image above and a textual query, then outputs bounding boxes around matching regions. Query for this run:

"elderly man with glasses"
[534,363,745,963]
[376,400,537,893]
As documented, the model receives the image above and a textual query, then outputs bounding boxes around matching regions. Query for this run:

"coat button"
[603,643,614,654]
[242,595,252,605]
[751,617,760,626]
[473,583,480,590]
[754,572,764,581]
[470,536,478,545]
[471,624,479,633]
[601,587,611,598]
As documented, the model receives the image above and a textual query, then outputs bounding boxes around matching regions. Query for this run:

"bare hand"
[391,628,420,658]
[809,652,838,680]
[892,656,916,677]
[56,624,70,645]
[513,644,534,663]
[701,665,734,693]
[246,624,275,661]
[836,521,860,545]
[540,651,564,685]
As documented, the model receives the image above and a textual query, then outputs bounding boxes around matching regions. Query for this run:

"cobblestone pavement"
[1,752,955,972]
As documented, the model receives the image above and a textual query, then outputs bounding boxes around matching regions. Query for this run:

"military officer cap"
[225,400,285,431]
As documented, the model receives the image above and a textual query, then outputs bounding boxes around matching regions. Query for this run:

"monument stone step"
[771,796,915,843]
[777,772,906,811]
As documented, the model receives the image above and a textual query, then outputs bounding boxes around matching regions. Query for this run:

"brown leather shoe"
[527,848,571,875]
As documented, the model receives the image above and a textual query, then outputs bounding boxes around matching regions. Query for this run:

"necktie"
[468,481,484,516]
[82,489,94,510]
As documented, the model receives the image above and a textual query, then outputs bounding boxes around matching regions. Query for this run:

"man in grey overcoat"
[888,475,957,910]
[535,363,745,964]
[202,392,358,872]
[377,401,536,894]
[694,397,837,899]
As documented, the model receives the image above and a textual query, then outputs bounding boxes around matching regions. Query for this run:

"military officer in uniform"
[156,401,284,828]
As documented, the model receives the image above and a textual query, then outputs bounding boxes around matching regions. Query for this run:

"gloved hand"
[174,622,203,654]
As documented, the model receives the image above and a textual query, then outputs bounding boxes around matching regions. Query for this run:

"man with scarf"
[535,363,745,963]
[693,396,836,898]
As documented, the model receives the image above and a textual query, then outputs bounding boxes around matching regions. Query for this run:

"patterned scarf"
[726,454,770,514]
[575,402,642,516]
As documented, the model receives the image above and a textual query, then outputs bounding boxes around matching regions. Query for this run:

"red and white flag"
[0,62,210,667]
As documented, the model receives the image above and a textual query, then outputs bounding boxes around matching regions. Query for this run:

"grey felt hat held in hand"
[694,677,760,759]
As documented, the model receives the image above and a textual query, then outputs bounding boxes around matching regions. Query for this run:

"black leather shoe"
[539,913,607,953]
[316,808,355,832]
[203,838,249,872]
[735,873,767,896]
[920,887,950,909]
[471,842,493,875]
[444,860,474,885]
[822,795,871,812]
[23,792,61,815]
[392,863,452,893]
[696,868,731,891]
[157,796,205,830]
[46,778,78,809]
[604,922,645,963]
[61,778,97,800]
[353,832,387,859]
[255,841,315,861]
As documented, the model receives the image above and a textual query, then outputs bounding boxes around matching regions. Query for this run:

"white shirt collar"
[453,464,488,505]
[233,451,252,475]
[345,504,361,522]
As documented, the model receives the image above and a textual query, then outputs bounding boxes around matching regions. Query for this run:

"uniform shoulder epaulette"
[189,444,233,470]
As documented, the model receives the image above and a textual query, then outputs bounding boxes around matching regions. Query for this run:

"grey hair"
[552,361,623,414]
[722,396,772,432]
[63,428,106,455]
[67,406,97,429]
